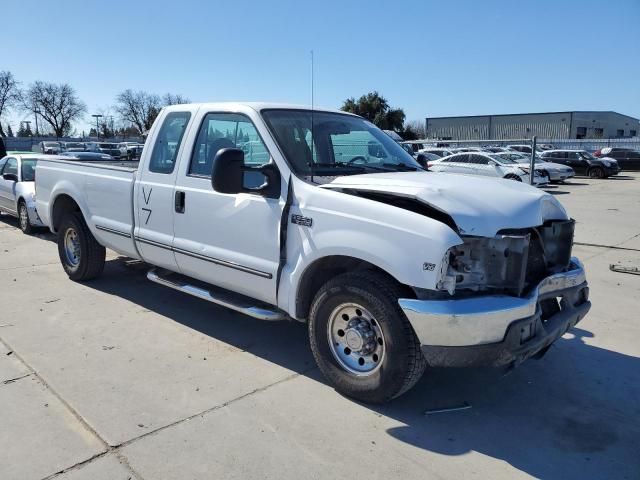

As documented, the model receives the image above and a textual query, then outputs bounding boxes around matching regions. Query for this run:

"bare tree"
[115,90,162,135]
[0,71,20,137]
[163,93,190,106]
[22,81,86,138]
[115,90,191,135]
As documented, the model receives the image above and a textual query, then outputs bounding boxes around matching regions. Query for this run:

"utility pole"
[92,114,103,140]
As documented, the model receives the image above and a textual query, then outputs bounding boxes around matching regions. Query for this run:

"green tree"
[340,91,406,132]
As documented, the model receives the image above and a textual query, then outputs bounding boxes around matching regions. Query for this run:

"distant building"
[425,111,639,140]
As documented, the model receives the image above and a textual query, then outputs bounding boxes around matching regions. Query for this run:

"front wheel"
[309,272,427,403]
[18,201,34,234]
[57,212,106,281]
[588,167,605,179]
[504,174,522,181]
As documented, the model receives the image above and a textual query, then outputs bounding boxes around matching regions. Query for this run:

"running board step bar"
[147,268,287,321]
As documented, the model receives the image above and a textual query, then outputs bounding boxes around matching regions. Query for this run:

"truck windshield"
[262,109,422,178]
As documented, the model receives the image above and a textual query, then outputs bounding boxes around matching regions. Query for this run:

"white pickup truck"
[35,103,591,403]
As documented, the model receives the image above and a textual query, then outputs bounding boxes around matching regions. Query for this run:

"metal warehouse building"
[425,111,639,140]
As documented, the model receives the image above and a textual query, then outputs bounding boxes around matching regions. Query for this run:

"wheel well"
[294,255,414,320]
[51,194,81,232]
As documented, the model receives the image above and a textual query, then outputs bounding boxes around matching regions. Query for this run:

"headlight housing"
[602,160,612,167]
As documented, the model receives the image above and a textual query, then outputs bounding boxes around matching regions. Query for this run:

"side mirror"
[211,148,281,198]
[416,154,429,169]
[2,173,18,182]
[211,148,244,194]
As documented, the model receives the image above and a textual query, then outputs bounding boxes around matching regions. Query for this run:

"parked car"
[118,142,145,160]
[593,147,640,170]
[540,150,620,178]
[60,152,114,161]
[428,152,549,185]
[450,147,483,153]
[495,152,575,183]
[62,142,86,152]
[35,102,589,403]
[417,147,454,157]
[507,144,547,155]
[482,146,511,153]
[38,141,62,154]
[0,154,49,233]
[85,142,121,158]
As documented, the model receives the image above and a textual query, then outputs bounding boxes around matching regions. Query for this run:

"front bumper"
[398,258,590,368]
[603,165,621,176]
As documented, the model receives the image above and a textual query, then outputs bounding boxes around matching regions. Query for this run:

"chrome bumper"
[399,258,588,347]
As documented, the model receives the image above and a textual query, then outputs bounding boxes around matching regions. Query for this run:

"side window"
[189,113,270,177]
[0,157,8,173]
[148,111,191,174]
[3,158,18,176]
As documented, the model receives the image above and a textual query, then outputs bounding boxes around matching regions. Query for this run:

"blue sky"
[3,0,639,134]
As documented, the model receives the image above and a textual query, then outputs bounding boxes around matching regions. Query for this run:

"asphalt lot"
[1,173,639,480]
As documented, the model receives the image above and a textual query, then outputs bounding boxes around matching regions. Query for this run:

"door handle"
[175,191,185,213]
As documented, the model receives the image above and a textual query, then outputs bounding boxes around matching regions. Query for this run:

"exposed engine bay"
[438,219,575,296]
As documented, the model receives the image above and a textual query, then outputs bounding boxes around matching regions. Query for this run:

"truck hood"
[320,171,568,237]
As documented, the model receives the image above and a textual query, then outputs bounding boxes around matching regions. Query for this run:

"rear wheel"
[308,272,427,403]
[588,167,605,179]
[57,212,105,281]
[17,201,33,234]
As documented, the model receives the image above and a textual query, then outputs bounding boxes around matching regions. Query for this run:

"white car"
[428,152,550,185]
[494,152,575,183]
[38,141,62,154]
[417,147,454,157]
[35,102,589,402]
[0,154,50,233]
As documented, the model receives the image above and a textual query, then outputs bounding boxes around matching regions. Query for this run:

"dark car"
[593,147,640,170]
[540,150,621,178]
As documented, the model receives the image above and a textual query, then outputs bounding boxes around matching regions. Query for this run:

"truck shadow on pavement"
[88,258,639,480]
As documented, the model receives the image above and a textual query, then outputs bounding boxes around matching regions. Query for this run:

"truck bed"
[35,158,140,259]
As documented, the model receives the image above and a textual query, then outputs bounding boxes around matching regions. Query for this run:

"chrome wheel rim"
[19,204,28,230]
[327,303,386,376]
[63,227,81,267]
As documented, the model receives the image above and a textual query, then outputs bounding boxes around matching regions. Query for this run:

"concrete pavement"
[1,173,638,479]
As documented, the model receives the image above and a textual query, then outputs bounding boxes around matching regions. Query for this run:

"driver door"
[172,111,284,305]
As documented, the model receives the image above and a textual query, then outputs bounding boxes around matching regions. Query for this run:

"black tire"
[17,200,34,234]
[504,174,522,181]
[588,167,605,179]
[308,271,427,403]
[57,212,106,281]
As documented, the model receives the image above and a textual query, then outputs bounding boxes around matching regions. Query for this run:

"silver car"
[496,152,575,182]
[0,154,51,233]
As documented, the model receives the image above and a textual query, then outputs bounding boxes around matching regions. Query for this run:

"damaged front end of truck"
[400,218,590,370]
